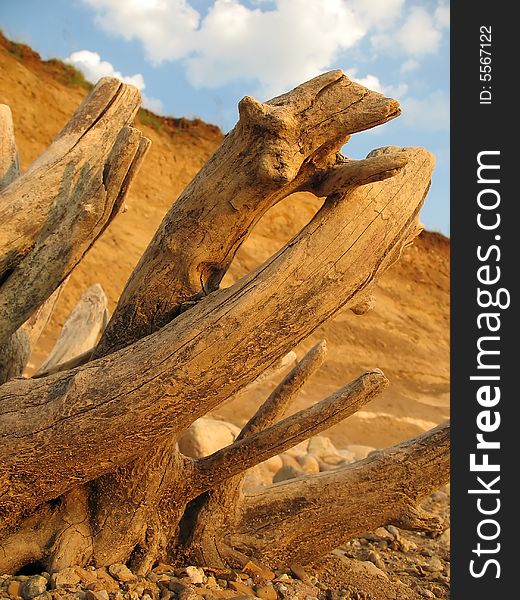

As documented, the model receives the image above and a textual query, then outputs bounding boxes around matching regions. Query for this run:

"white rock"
[178,418,241,458]
[108,564,136,583]
[337,449,356,463]
[306,436,340,461]
[296,453,320,474]
[264,454,283,473]
[185,566,205,585]
[283,440,309,457]
[273,465,302,483]
[343,444,376,461]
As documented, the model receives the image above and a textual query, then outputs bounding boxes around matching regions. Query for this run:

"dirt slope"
[0,34,449,449]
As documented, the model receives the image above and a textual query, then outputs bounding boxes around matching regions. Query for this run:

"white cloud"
[435,2,450,28]
[349,0,405,29]
[401,58,419,73]
[83,0,372,98]
[396,6,442,55]
[371,2,449,58]
[351,73,383,93]
[65,50,164,113]
[402,90,449,130]
[81,0,449,98]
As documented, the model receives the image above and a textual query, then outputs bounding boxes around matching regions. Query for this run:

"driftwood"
[0,72,449,574]
[35,283,108,377]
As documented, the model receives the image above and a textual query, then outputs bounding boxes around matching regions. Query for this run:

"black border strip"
[451,3,514,597]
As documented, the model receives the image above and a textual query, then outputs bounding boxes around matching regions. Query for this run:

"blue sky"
[0,0,450,234]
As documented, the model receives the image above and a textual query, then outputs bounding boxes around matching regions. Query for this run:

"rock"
[7,580,23,598]
[255,584,277,600]
[343,444,376,461]
[426,557,443,573]
[373,527,394,542]
[431,491,448,502]
[438,527,450,546]
[22,576,47,600]
[72,569,97,587]
[367,550,385,571]
[244,462,275,489]
[306,436,339,462]
[264,455,283,473]
[51,569,81,589]
[289,564,309,583]
[280,453,303,470]
[107,565,136,584]
[91,570,120,593]
[337,449,356,463]
[330,552,388,580]
[177,588,199,600]
[185,567,205,585]
[397,535,417,552]
[243,561,275,582]
[316,460,338,472]
[85,592,109,600]
[228,580,255,596]
[385,525,400,540]
[178,418,241,458]
[418,589,435,599]
[282,440,308,457]
[296,454,320,474]
[273,465,302,483]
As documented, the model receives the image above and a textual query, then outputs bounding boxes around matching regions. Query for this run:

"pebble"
[386,525,400,540]
[22,576,47,600]
[85,591,109,600]
[295,454,320,474]
[306,436,339,461]
[51,568,81,589]
[255,584,278,600]
[273,465,301,483]
[372,527,394,542]
[243,561,275,582]
[367,550,385,571]
[431,491,447,502]
[289,564,310,583]
[228,580,255,596]
[185,567,205,586]
[426,557,443,573]
[108,564,136,583]
[8,580,23,597]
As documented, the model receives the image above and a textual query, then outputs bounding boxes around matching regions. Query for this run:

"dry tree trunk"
[0,71,449,575]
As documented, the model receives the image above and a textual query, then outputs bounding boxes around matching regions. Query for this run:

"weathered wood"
[21,285,66,349]
[0,125,149,344]
[223,422,450,567]
[0,79,141,277]
[237,340,327,440]
[0,104,26,383]
[96,72,402,357]
[237,350,298,395]
[35,283,108,377]
[193,370,387,492]
[0,72,448,575]
[0,330,29,384]
[0,104,19,189]
[0,144,432,529]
